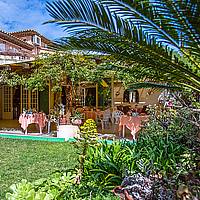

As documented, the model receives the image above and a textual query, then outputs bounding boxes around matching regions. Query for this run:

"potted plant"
[71,111,83,125]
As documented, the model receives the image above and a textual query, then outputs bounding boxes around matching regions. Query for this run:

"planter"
[72,119,82,125]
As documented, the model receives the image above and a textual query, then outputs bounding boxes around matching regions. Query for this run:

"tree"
[46,0,200,92]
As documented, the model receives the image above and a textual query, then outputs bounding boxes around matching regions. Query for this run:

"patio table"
[118,115,148,140]
[19,112,47,134]
[57,125,80,141]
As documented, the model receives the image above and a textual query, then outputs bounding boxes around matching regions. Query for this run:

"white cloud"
[0,0,66,40]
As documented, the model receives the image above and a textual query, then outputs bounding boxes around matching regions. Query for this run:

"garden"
[0,139,77,199]
[3,104,200,199]
[1,0,200,199]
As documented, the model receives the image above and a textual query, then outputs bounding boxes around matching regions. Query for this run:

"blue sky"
[0,0,66,40]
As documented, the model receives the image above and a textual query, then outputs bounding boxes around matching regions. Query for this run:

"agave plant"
[46,0,200,91]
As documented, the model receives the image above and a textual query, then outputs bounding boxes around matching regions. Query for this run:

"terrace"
[0,0,199,199]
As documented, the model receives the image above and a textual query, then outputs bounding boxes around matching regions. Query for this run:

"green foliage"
[46,0,200,92]
[74,119,98,184]
[6,175,119,200]
[0,70,26,87]
[83,141,133,190]
[2,53,111,91]
[6,172,80,200]
[6,179,51,200]
[30,53,100,91]
[81,107,199,194]
[33,172,76,199]
[83,138,191,189]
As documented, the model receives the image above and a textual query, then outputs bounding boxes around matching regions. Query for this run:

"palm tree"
[46,0,200,91]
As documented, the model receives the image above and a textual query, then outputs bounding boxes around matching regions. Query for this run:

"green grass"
[0,138,78,199]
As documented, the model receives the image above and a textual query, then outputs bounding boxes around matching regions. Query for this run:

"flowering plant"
[71,111,83,125]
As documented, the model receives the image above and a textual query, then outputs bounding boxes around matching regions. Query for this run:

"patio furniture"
[19,112,47,134]
[112,110,124,124]
[59,111,71,125]
[118,115,148,140]
[57,125,80,141]
[100,108,111,131]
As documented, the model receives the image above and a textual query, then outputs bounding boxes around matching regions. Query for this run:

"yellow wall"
[113,83,160,107]
[138,89,161,105]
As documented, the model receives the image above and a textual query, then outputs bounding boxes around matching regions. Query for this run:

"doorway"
[20,86,38,113]
[2,86,13,119]
[85,88,96,107]
[13,86,20,119]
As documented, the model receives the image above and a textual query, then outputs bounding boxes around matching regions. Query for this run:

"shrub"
[81,106,199,197]
[6,172,76,200]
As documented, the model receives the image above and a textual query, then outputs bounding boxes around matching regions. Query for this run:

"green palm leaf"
[55,32,200,88]
[127,82,183,91]
[46,0,200,91]
[98,0,200,67]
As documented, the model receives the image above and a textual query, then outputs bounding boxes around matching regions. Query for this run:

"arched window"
[123,90,139,103]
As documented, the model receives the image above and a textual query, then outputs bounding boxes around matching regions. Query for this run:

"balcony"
[0,51,29,57]
[0,51,33,65]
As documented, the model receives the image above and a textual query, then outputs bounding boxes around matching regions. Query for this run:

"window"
[32,35,41,45]
[21,86,38,112]
[37,37,40,44]
[0,43,5,51]
[123,90,139,103]
[4,86,12,112]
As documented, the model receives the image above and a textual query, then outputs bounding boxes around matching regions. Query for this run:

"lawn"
[0,138,78,199]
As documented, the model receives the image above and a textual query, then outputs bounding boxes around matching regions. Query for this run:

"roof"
[10,29,52,44]
[0,59,34,68]
[0,30,34,50]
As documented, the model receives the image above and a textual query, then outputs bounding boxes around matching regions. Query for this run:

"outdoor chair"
[100,109,111,131]
[112,110,124,124]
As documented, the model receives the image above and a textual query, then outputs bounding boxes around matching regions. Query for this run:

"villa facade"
[0,29,52,119]
[0,29,160,120]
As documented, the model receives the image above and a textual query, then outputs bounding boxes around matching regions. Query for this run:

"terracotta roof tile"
[0,29,34,50]
[10,29,52,44]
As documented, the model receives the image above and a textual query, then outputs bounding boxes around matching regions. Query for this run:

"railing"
[0,51,30,57]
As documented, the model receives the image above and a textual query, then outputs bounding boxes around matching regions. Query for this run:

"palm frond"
[55,31,200,83]
[46,0,133,37]
[46,0,200,67]
[46,0,200,91]
[97,0,200,67]
[149,0,200,66]
[127,82,182,91]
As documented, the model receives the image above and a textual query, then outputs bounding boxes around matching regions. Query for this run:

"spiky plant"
[75,119,98,184]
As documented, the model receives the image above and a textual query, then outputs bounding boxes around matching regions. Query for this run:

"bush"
[6,171,119,200]
[6,172,76,200]
[81,106,199,198]
[83,137,192,187]
[84,141,134,190]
